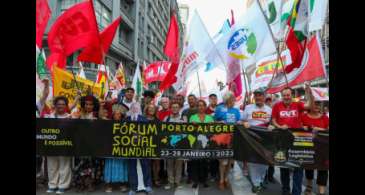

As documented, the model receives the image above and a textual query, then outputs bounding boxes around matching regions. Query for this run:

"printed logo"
[252,111,268,119]
[227,28,257,60]
[279,110,298,118]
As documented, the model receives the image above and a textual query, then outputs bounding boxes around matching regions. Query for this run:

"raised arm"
[303,82,314,110]
[39,79,50,107]
[69,90,81,111]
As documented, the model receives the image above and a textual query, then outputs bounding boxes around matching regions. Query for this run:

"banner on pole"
[53,67,102,102]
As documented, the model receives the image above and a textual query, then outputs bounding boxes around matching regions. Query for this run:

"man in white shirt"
[240,88,272,193]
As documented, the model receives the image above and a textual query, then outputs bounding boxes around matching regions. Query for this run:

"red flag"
[46,52,67,71]
[36,0,51,49]
[267,34,326,94]
[228,74,242,98]
[159,12,180,91]
[46,0,101,69]
[230,9,235,26]
[144,61,171,84]
[285,26,305,73]
[78,16,122,64]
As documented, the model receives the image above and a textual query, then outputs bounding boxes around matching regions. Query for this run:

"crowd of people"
[36,78,329,195]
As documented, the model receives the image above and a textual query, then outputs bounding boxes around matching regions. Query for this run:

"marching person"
[45,96,72,194]
[271,83,314,195]
[264,95,275,184]
[126,102,153,195]
[302,101,329,195]
[72,95,103,192]
[157,97,172,121]
[240,88,272,193]
[214,91,241,190]
[205,94,219,182]
[164,102,185,190]
[189,100,213,189]
[36,78,49,185]
[144,103,162,188]
[121,87,136,109]
[181,94,198,184]
[141,90,156,112]
[103,104,129,193]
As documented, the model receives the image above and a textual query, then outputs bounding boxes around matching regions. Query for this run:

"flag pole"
[71,60,81,92]
[240,61,250,105]
[255,0,289,87]
[156,61,163,92]
[196,71,202,98]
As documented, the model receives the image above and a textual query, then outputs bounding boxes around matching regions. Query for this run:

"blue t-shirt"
[214,104,241,124]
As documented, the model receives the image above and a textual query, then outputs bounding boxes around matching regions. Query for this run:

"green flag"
[37,49,48,80]
[132,62,143,100]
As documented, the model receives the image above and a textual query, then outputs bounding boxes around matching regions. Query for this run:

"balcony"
[119,39,134,58]
[120,1,135,25]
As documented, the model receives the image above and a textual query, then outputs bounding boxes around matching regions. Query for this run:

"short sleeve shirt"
[272,101,305,128]
[189,114,214,123]
[214,104,241,124]
[301,113,329,129]
[241,104,272,127]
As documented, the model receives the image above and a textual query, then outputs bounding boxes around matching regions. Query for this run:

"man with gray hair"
[157,97,172,121]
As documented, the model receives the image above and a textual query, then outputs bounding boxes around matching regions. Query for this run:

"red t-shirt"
[272,101,305,129]
[157,109,172,121]
[301,113,329,129]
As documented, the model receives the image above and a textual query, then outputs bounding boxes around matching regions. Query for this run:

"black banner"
[36,118,234,159]
[36,118,328,169]
[233,126,329,170]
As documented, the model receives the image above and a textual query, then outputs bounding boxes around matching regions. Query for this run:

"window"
[60,0,79,14]
[94,0,112,29]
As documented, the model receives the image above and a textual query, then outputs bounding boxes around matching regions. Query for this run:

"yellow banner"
[53,67,102,102]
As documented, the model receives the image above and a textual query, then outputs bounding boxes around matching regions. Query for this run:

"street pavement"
[36,163,328,195]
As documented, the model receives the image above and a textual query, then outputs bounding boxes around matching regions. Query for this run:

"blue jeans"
[248,163,268,187]
[280,168,303,195]
[128,159,152,191]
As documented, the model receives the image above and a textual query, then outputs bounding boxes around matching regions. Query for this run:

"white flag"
[262,0,284,40]
[211,0,277,72]
[173,10,221,92]
[294,0,309,38]
[309,0,328,32]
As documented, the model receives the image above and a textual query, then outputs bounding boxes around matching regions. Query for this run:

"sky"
[177,0,247,37]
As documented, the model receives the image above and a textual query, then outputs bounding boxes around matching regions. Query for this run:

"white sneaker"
[55,189,65,194]
[164,184,172,190]
[46,188,57,193]
[176,184,183,189]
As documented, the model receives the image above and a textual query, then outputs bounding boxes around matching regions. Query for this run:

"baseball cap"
[253,88,265,95]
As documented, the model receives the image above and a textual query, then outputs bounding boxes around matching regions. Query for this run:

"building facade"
[42,0,184,88]
[177,3,189,32]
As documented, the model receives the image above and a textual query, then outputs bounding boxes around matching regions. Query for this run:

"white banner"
[250,49,292,91]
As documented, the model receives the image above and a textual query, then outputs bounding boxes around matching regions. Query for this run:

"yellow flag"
[53,67,102,102]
